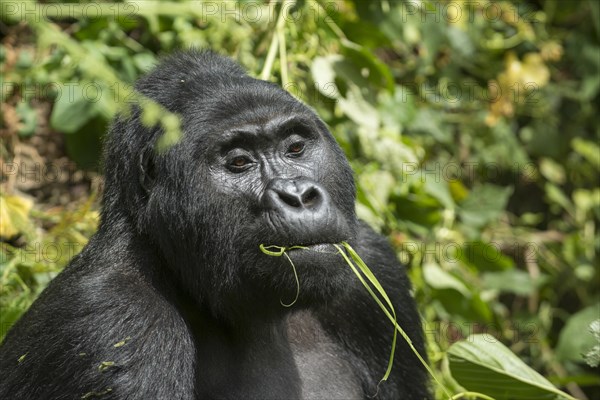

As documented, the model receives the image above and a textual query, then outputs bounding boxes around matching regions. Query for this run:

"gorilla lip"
[292,243,341,254]
[264,242,350,257]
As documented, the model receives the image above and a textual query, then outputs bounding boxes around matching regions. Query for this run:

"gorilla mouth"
[288,243,343,255]
[259,241,352,260]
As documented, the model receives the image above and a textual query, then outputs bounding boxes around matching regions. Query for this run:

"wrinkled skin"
[0,51,430,400]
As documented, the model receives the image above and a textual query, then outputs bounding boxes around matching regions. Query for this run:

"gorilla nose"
[262,178,348,244]
[264,179,325,212]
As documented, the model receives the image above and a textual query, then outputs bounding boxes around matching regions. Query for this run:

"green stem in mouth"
[259,244,307,256]
[259,242,452,398]
[280,251,299,307]
[259,244,306,307]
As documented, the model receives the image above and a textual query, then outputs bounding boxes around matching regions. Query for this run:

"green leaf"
[409,109,449,143]
[394,195,443,230]
[458,241,515,272]
[50,82,100,133]
[433,289,493,322]
[156,114,183,152]
[341,40,395,92]
[16,103,37,137]
[423,178,455,210]
[545,183,572,211]
[571,138,600,169]
[539,158,566,184]
[358,170,394,211]
[581,72,600,101]
[133,52,157,73]
[483,270,547,295]
[447,26,475,58]
[140,101,162,127]
[355,202,384,231]
[0,194,34,239]
[338,85,380,129]
[423,262,469,296]
[584,320,600,368]
[448,334,575,400]
[310,55,343,99]
[15,50,33,69]
[377,87,417,132]
[459,184,512,229]
[556,305,600,364]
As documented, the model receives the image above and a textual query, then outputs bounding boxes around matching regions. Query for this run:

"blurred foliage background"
[0,0,598,399]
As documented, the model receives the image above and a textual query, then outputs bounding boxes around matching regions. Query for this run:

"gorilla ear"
[139,146,156,192]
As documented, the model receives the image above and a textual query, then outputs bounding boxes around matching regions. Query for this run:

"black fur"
[0,51,430,399]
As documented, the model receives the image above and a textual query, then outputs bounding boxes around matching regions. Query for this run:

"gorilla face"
[108,61,358,318]
[209,115,352,246]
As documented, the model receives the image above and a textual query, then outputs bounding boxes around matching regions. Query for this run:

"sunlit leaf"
[448,334,574,400]
[423,262,469,296]
[0,194,33,239]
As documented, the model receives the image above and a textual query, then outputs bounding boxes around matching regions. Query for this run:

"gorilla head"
[103,51,359,321]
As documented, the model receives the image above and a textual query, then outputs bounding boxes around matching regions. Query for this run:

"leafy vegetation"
[1,1,598,399]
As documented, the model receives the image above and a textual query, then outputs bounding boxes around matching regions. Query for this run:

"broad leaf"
[423,262,469,297]
[448,334,573,400]
[50,81,100,133]
[555,305,600,364]
[483,270,547,295]
[457,241,515,272]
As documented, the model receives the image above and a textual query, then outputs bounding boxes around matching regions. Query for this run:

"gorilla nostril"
[302,188,320,207]
[278,191,302,208]
[267,180,325,211]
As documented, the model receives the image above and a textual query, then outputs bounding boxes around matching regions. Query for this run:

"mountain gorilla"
[0,51,429,399]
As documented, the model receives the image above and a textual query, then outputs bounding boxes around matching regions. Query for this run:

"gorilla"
[0,51,429,400]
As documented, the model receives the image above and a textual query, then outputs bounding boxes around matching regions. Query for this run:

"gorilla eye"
[287,142,305,156]
[229,156,252,171]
